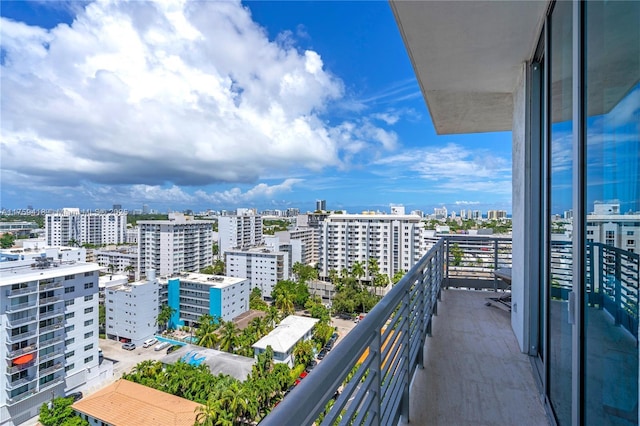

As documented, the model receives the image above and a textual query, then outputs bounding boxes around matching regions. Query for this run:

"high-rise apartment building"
[218,211,263,256]
[317,213,423,280]
[586,202,640,253]
[45,208,127,246]
[316,200,327,212]
[0,255,101,425]
[225,247,290,298]
[137,213,214,279]
[487,210,508,220]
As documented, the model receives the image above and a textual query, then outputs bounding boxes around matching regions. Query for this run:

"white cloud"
[455,200,480,205]
[374,143,512,195]
[195,179,303,204]
[0,0,394,191]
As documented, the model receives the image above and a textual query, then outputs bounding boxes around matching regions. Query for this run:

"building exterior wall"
[225,249,289,298]
[138,214,213,279]
[159,274,249,326]
[45,209,127,247]
[317,214,423,280]
[105,274,159,345]
[218,214,263,256]
[0,261,101,425]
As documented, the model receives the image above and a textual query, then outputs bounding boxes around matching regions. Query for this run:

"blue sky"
[0,0,513,215]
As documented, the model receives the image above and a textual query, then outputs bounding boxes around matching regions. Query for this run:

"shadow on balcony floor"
[403,289,548,426]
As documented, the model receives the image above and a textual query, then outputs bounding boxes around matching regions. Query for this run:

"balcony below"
[402,289,548,425]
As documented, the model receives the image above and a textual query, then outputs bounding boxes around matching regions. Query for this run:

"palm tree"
[198,331,220,349]
[367,257,380,279]
[124,264,135,280]
[265,306,280,329]
[107,263,116,275]
[156,304,176,332]
[275,293,294,316]
[219,321,239,353]
[351,261,365,281]
[195,398,223,426]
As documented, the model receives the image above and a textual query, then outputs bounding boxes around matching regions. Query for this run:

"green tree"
[292,262,318,284]
[293,340,315,367]
[219,321,239,353]
[351,261,365,281]
[249,287,268,311]
[39,397,89,426]
[275,292,295,316]
[0,233,15,248]
[156,304,176,331]
[124,264,135,280]
[392,270,406,284]
[451,243,463,266]
[367,257,380,279]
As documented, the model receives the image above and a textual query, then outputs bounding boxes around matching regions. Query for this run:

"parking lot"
[99,338,174,378]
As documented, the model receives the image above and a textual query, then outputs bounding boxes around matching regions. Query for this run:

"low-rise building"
[252,315,319,367]
[159,272,250,327]
[162,344,256,381]
[105,271,159,345]
[72,380,202,426]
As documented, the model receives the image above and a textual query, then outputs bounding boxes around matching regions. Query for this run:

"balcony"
[6,300,38,313]
[8,344,37,359]
[264,236,545,425]
[6,285,38,297]
[7,313,37,330]
[267,234,639,425]
[6,329,38,344]
[6,375,36,390]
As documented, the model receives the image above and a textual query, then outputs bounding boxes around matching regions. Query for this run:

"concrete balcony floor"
[403,289,549,426]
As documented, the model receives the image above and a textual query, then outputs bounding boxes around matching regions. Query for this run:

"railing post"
[445,238,450,289]
[401,281,411,422]
[614,248,622,326]
[493,239,499,291]
[597,244,604,310]
[372,327,382,425]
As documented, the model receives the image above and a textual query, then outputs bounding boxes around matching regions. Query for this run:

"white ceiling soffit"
[390,0,548,135]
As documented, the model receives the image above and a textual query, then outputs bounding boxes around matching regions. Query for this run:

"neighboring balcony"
[265,235,638,425]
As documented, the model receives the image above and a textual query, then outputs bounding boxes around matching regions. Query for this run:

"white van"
[143,338,158,348]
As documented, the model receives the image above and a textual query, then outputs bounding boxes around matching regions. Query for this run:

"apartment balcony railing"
[267,235,638,425]
[6,375,36,390]
[6,300,38,313]
[7,383,38,405]
[8,344,37,359]
[6,329,38,344]
[6,286,38,297]
[38,348,64,363]
[39,308,64,320]
[38,362,63,376]
[39,295,63,305]
[7,361,35,375]
[264,237,447,425]
[39,281,63,291]
[550,240,639,339]
[39,335,64,349]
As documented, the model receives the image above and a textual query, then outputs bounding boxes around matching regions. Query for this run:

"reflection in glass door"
[584,1,640,424]
[547,1,573,424]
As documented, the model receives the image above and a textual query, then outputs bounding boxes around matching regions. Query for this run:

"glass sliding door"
[583,1,640,424]
[547,1,573,424]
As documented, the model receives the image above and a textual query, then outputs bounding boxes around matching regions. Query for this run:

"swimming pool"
[182,336,198,344]
[154,335,187,346]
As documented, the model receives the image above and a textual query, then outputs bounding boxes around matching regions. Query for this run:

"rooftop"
[252,315,319,353]
[164,272,249,289]
[72,379,202,426]
[162,344,256,381]
[0,260,101,285]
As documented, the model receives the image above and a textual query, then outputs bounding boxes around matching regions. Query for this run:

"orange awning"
[13,353,34,365]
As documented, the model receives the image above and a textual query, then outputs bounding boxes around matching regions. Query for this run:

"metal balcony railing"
[6,286,38,297]
[8,345,37,359]
[264,237,447,426]
[6,329,38,343]
[7,315,37,328]
[550,240,639,340]
[7,361,35,375]
[6,300,37,313]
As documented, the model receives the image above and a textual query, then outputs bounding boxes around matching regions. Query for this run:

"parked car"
[143,338,158,348]
[317,348,328,360]
[154,341,171,351]
[67,392,83,402]
[305,360,318,372]
[166,345,179,354]
[324,340,335,351]
[122,342,136,351]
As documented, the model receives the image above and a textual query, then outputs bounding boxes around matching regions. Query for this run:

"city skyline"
[0,1,513,214]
